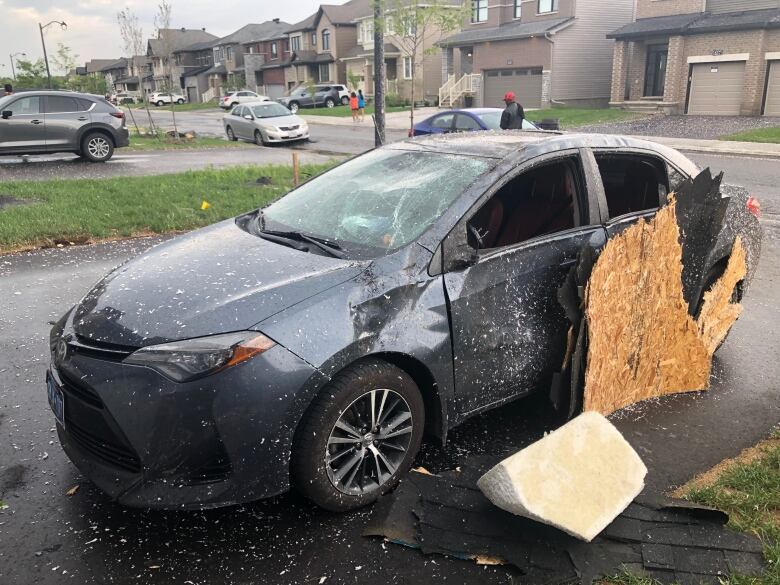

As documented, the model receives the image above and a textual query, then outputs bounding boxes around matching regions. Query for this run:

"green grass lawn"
[719,127,780,144]
[127,133,250,151]
[526,106,645,129]
[0,163,334,254]
[608,429,780,585]
[125,101,218,112]
[299,104,410,117]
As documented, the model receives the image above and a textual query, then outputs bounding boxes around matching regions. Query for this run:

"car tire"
[226,126,237,142]
[80,132,114,163]
[325,98,335,108]
[156,100,164,107]
[254,130,267,146]
[231,101,238,107]
[288,101,300,113]
[292,359,425,512]
[177,99,184,104]
[341,96,349,106]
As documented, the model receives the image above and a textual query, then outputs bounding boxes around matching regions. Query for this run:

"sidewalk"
[630,135,780,159]
[301,107,439,130]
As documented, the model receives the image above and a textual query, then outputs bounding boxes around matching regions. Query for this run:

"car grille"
[69,335,136,363]
[66,419,142,473]
[279,125,300,131]
[59,369,103,409]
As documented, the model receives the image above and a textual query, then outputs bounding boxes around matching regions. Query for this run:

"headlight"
[124,332,275,382]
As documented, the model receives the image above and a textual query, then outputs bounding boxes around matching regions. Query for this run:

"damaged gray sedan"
[47,133,761,511]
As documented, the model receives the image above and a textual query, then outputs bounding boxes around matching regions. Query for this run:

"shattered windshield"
[261,149,492,254]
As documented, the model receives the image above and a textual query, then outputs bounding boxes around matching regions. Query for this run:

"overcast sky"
[0,0,338,74]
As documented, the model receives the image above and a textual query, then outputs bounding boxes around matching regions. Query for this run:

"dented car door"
[442,150,607,416]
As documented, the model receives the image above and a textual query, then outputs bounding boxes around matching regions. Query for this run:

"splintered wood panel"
[583,199,711,415]
[698,237,746,354]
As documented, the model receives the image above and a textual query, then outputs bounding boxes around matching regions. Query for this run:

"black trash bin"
[464,96,473,108]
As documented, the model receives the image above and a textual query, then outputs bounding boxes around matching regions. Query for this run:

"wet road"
[0,154,778,584]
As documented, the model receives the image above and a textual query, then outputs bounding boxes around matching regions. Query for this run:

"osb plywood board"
[583,198,745,416]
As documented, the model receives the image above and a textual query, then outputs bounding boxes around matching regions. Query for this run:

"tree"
[118,6,154,136]
[153,0,179,139]
[386,0,467,133]
[51,43,78,76]
[15,58,55,89]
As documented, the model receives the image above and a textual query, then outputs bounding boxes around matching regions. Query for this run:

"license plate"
[47,372,65,427]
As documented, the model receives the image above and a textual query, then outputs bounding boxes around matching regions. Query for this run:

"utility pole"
[39,20,67,89]
[9,52,25,81]
[373,0,385,147]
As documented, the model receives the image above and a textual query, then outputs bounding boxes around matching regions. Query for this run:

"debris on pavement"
[65,485,79,496]
[365,466,765,584]
[476,412,647,542]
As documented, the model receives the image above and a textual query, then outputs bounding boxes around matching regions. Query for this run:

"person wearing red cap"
[499,91,525,130]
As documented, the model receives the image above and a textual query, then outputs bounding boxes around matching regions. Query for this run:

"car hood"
[256,114,303,127]
[72,219,367,348]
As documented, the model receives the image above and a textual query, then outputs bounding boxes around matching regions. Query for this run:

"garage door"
[483,68,543,109]
[764,61,780,116]
[687,61,745,116]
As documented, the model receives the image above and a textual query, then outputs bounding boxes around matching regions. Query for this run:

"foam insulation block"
[582,197,746,416]
[476,412,647,542]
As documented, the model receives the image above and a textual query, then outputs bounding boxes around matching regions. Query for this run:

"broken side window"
[594,153,669,219]
[468,156,583,250]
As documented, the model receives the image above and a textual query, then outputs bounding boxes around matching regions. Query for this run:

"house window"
[318,62,330,82]
[312,32,317,46]
[385,16,394,34]
[322,29,330,50]
[226,46,234,61]
[472,0,488,22]
[514,0,522,18]
[403,17,416,36]
[291,36,301,51]
[403,56,413,79]
[538,0,558,13]
[271,42,278,59]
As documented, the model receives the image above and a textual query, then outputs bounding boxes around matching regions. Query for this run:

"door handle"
[559,258,578,268]
[31,119,43,125]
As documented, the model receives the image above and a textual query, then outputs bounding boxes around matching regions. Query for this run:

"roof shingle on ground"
[439,16,572,47]
[608,8,780,39]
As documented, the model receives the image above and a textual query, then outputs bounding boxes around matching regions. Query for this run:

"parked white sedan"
[219,90,271,109]
[149,92,186,106]
[223,102,309,145]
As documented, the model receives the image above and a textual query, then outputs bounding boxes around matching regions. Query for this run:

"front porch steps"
[609,99,679,114]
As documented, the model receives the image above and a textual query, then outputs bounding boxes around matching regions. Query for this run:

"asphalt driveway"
[0,153,778,584]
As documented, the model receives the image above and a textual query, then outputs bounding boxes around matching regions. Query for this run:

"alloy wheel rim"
[88,137,109,159]
[325,388,413,495]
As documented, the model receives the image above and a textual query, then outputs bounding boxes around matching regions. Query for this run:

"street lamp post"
[38,20,67,89]
[9,52,26,81]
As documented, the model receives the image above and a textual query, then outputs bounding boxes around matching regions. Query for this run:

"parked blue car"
[410,107,538,137]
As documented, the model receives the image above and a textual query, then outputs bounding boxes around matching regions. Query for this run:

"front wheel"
[288,101,300,113]
[254,129,266,146]
[225,126,237,142]
[156,100,164,107]
[80,132,114,162]
[292,359,424,512]
[341,96,349,106]
[324,98,335,108]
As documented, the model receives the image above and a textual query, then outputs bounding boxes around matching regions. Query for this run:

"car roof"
[391,131,697,170]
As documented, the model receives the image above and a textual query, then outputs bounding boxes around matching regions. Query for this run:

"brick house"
[283,0,369,91]
[204,21,290,98]
[173,39,217,103]
[438,0,635,109]
[342,1,462,103]
[608,0,780,116]
[240,21,292,98]
[147,28,217,92]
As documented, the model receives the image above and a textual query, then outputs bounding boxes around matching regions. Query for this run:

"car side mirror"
[1,110,12,119]
[244,114,253,120]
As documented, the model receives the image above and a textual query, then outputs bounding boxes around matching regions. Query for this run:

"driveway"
[578,114,780,139]
[0,153,778,584]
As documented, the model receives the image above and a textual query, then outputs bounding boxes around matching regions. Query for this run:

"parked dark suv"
[0,90,130,162]
[276,85,342,113]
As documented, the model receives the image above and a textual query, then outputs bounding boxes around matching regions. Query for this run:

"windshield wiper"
[260,228,345,259]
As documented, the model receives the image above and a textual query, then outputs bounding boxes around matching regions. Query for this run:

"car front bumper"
[264,128,310,142]
[48,320,326,509]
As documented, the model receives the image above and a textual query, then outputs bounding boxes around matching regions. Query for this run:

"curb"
[631,135,780,159]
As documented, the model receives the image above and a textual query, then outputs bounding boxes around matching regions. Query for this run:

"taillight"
[110,111,125,119]
[747,196,761,218]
